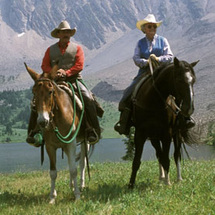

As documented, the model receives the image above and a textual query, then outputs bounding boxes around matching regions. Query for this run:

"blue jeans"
[118,68,148,111]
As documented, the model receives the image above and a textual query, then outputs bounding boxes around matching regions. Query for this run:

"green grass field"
[0,160,214,215]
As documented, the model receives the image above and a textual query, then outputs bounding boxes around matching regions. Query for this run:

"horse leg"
[128,131,146,189]
[64,141,80,200]
[160,139,171,185]
[46,146,57,204]
[79,142,89,190]
[151,139,165,181]
[159,164,165,181]
[173,133,183,181]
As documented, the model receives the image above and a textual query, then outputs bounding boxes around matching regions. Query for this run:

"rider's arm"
[158,38,174,63]
[41,47,52,73]
[133,42,148,68]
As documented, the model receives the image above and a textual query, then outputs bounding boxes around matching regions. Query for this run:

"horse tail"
[180,126,203,145]
[179,126,204,160]
[75,144,95,162]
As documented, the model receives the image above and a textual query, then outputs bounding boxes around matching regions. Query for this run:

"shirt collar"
[146,34,158,43]
[58,41,70,49]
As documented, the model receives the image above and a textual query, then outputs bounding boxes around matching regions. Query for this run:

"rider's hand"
[57,69,66,78]
[55,69,66,81]
[150,54,159,62]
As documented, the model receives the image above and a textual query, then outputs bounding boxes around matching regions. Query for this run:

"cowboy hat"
[136,14,162,30]
[51,21,76,38]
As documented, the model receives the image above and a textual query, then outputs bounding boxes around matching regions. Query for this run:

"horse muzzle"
[181,104,194,117]
[37,112,50,129]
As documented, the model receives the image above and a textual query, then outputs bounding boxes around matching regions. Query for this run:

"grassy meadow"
[0,160,214,215]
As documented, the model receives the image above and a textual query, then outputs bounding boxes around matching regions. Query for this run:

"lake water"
[0,138,214,173]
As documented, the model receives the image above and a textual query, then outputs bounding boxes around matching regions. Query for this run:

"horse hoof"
[75,194,81,201]
[80,186,85,192]
[49,198,55,204]
[159,177,165,181]
[177,178,183,182]
[165,181,172,186]
[128,183,134,189]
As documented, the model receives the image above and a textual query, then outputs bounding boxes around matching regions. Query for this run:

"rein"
[149,60,182,116]
[54,80,85,144]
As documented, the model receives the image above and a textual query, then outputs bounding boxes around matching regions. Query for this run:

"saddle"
[56,80,104,118]
[131,73,151,101]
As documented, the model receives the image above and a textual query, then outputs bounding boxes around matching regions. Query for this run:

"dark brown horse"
[129,57,199,188]
[25,64,89,204]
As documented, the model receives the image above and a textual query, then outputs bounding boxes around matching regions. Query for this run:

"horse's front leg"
[64,141,80,200]
[151,139,165,181]
[160,138,171,185]
[129,131,146,189]
[46,146,57,204]
[173,133,183,181]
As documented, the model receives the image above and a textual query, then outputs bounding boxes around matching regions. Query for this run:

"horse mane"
[152,62,174,80]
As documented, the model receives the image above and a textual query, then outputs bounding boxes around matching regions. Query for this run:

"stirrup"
[86,128,99,145]
[26,132,43,147]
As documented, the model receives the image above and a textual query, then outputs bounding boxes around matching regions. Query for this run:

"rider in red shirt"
[26,21,103,146]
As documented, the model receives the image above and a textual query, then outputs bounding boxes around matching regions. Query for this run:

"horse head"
[173,57,199,117]
[25,63,56,129]
[32,78,55,129]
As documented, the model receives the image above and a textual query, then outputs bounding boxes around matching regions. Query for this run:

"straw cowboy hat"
[136,14,162,30]
[51,21,76,38]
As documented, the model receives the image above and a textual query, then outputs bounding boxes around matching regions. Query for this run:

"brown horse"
[129,57,199,188]
[25,64,89,204]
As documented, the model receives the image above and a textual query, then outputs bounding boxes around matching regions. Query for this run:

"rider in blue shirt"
[115,14,195,135]
[115,14,174,135]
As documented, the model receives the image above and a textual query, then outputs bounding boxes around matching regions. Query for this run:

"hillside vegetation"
[0,89,121,143]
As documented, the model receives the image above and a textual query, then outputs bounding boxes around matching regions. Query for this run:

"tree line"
[0,89,33,134]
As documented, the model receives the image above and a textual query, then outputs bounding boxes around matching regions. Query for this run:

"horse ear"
[51,64,58,73]
[173,57,180,67]
[24,62,40,81]
[190,60,200,68]
[48,64,59,80]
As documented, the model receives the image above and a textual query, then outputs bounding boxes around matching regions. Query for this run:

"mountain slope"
[0,0,215,122]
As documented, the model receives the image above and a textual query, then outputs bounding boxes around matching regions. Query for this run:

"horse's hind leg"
[151,139,165,181]
[160,139,171,185]
[129,132,146,189]
[64,141,80,200]
[46,147,57,204]
[173,133,183,181]
[79,142,89,190]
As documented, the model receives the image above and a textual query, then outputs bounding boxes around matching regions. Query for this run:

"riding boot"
[114,107,131,135]
[84,102,101,145]
[26,110,42,147]
[75,79,102,144]
[92,93,104,118]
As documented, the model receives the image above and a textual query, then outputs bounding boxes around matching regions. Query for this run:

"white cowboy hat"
[51,20,76,38]
[136,14,162,30]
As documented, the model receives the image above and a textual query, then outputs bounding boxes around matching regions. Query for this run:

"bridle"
[34,78,56,122]
[149,59,182,116]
